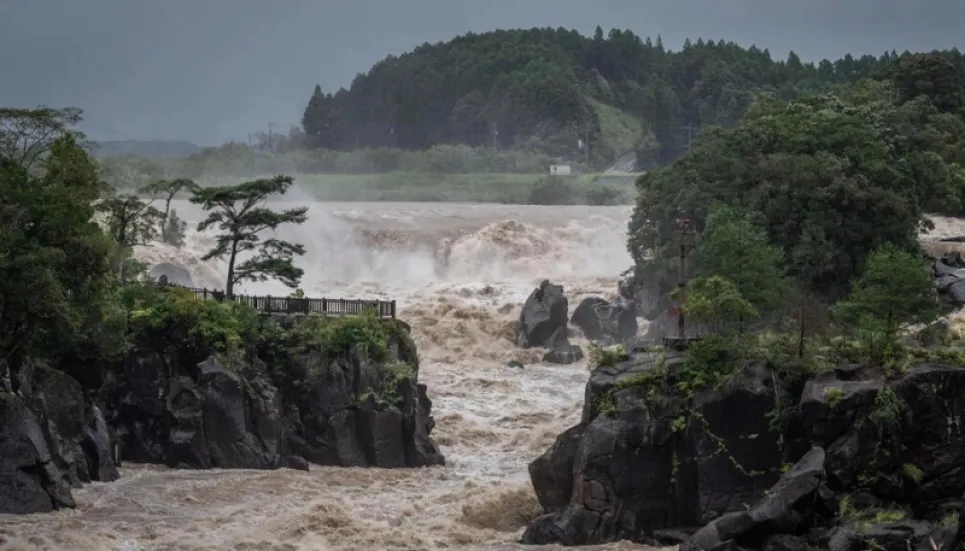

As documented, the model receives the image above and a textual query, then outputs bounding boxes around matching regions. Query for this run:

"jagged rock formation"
[0,318,443,515]
[516,280,585,365]
[523,349,965,550]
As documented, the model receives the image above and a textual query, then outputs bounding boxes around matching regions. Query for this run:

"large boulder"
[524,352,783,545]
[681,447,833,551]
[283,338,444,468]
[149,262,195,287]
[526,338,965,549]
[0,395,75,514]
[618,270,665,320]
[104,318,443,471]
[516,280,569,348]
[29,365,119,486]
[198,357,283,469]
[791,363,965,504]
[930,253,965,306]
[571,296,638,345]
[105,350,291,469]
[529,423,587,513]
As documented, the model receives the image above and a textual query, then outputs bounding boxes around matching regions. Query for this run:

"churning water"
[1,193,656,551]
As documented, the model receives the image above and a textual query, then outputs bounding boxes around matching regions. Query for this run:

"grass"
[125,171,643,204]
[838,494,909,530]
[124,171,639,204]
[589,98,644,155]
[286,172,639,204]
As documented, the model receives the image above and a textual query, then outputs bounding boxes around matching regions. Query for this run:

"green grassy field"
[589,98,644,155]
[286,171,642,204]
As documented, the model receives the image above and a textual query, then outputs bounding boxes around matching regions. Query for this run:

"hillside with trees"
[627,50,965,312]
[521,51,965,549]
[301,26,964,168]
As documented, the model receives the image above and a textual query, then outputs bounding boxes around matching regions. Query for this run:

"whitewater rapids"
[0,197,655,551]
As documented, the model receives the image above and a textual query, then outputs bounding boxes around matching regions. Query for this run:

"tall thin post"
[675,217,696,340]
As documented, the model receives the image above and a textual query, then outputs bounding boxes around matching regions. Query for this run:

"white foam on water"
[0,192,658,551]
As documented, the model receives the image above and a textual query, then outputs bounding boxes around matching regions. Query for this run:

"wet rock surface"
[0,318,443,515]
[523,348,965,549]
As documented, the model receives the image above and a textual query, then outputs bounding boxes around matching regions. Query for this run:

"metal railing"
[179,286,396,319]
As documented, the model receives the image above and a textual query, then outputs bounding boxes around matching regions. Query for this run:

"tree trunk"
[160,197,172,241]
[226,240,239,298]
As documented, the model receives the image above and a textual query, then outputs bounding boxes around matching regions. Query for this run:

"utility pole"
[584,127,590,166]
[666,216,696,344]
[268,122,275,152]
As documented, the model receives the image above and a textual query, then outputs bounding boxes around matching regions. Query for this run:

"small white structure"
[549,164,571,176]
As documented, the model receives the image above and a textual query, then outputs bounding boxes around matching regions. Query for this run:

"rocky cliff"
[523,347,965,551]
[0,316,444,515]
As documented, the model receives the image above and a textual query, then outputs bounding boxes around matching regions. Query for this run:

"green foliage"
[126,285,259,363]
[838,494,908,530]
[315,312,390,361]
[942,509,959,528]
[140,178,198,247]
[628,61,965,301]
[834,244,939,344]
[823,386,844,405]
[371,361,417,408]
[96,193,163,248]
[901,463,925,486]
[0,109,126,391]
[527,175,577,205]
[162,209,187,248]
[191,175,308,297]
[676,335,744,393]
[694,205,788,315]
[588,343,630,369]
[0,107,85,171]
[683,276,758,336]
[299,29,955,167]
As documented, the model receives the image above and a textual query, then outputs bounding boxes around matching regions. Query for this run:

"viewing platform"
[180,286,397,319]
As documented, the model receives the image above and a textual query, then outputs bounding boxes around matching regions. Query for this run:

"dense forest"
[628,49,965,316]
[301,26,965,167]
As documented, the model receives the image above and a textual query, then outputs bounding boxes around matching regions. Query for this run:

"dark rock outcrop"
[516,280,569,348]
[1,317,443,515]
[105,325,443,472]
[523,347,965,549]
[682,447,832,551]
[525,352,783,545]
[570,296,638,345]
[618,270,665,321]
[543,342,585,365]
[930,252,965,306]
[0,395,75,514]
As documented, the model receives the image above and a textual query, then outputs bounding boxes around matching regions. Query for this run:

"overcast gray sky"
[2,0,963,145]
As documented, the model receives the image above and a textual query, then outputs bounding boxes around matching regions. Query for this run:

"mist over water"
[1,194,655,551]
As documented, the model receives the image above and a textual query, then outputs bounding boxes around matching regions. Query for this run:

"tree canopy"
[0,121,124,391]
[300,27,965,167]
[191,175,308,298]
[628,52,965,302]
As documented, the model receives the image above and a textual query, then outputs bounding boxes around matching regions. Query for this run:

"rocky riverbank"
[523,345,965,550]
[1,311,444,515]
[517,273,965,550]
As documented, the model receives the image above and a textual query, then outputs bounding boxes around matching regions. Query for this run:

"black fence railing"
[180,286,396,319]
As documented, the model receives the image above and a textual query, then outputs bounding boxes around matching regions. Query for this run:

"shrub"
[527,175,576,205]
[125,284,259,363]
[588,343,630,369]
[316,311,390,360]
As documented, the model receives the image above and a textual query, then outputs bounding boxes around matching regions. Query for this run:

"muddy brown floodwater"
[0,197,661,551]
